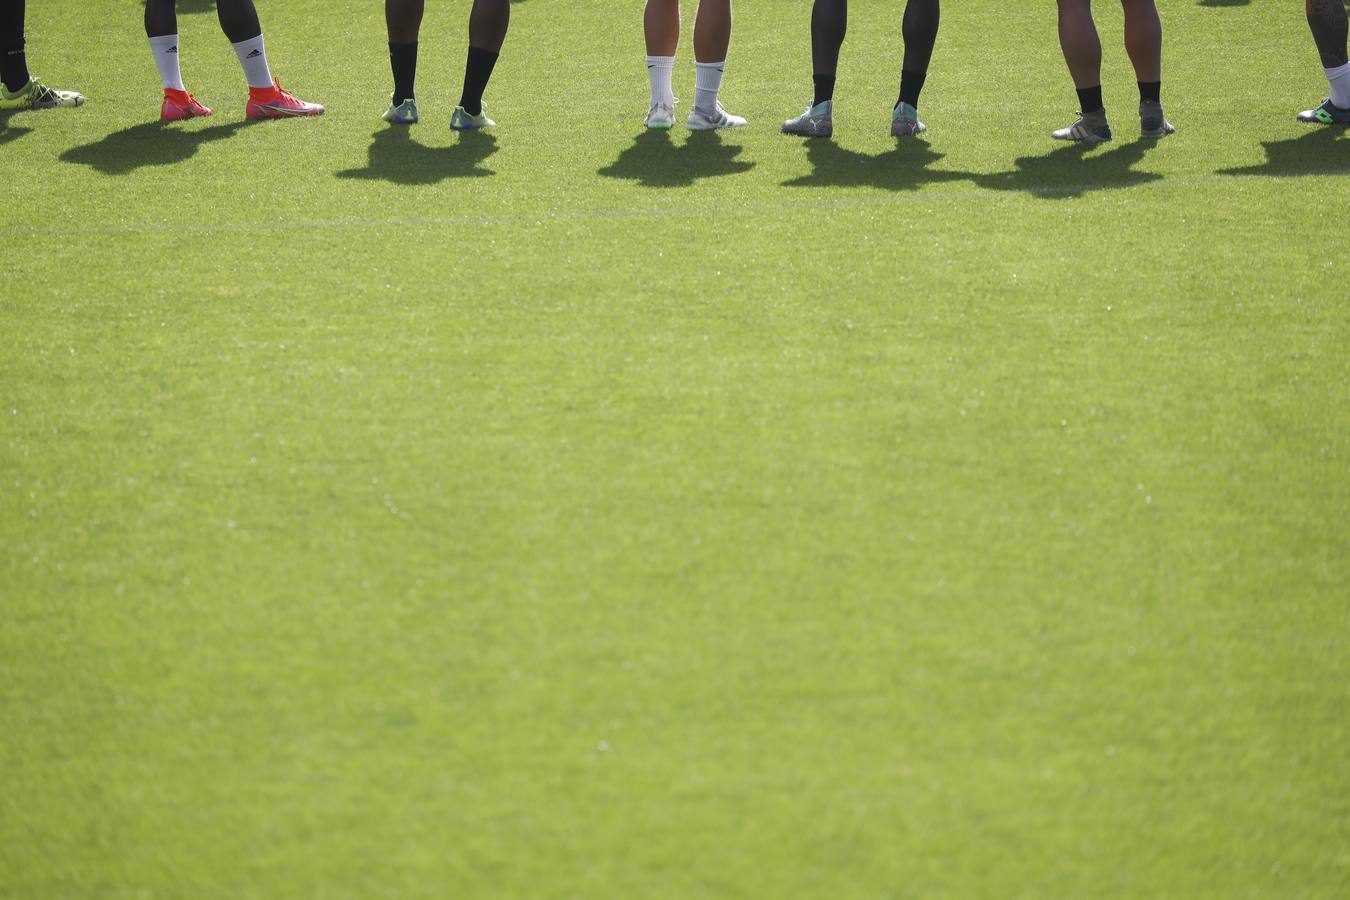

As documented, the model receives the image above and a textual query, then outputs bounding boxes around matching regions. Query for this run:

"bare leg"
[1121,0,1161,83]
[1056,0,1102,89]
[386,0,424,44]
[644,0,680,57]
[468,0,510,54]
[692,0,732,63]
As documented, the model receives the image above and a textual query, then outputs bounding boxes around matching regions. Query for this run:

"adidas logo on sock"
[167,46,177,53]
[245,49,262,59]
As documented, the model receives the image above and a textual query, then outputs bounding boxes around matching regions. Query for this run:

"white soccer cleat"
[686,101,746,131]
[645,102,676,129]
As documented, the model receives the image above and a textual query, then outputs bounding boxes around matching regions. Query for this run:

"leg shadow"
[598,129,754,188]
[972,140,1163,199]
[60,119,251,175]
[1197,0,1251,7]
[0,109,32,147]
[336,128,498,184]
[781,138,977,191]
[1218,128,1350,177]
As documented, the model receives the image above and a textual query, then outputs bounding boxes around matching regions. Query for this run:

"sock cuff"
[230,34,264,52]
[646,55,675,66]
[148,34,178,47]
[1325,62,1350,78]
[695,60,726,70]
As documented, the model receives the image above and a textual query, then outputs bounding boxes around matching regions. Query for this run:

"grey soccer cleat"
[890,102,926,138]
[686,101,747,130]
[1139,100,1175,138]
[781,100,833,138]
[1297,97,1350,125]
[1052,109,1112,143]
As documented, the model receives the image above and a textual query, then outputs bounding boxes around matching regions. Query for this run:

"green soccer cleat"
[0,76,84,110]
[890,102,926,138]
[1297,97,1350,125]
[383,97,419,125]
[450,105,494,130]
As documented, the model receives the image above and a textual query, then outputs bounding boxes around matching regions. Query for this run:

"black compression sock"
[1,32,27,93]
[1076,85,1104,114]
[458,45,498,116]
[390,41,418,104]
[812,74,836,106]
[1137,81,1161,104]
[897,68,926,109]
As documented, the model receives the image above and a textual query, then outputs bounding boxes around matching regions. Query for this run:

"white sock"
[694,60,725,113]
[231,34,273,90]
[646,55,675,107]
[1325,62,1350,108]
[148,34,184,91]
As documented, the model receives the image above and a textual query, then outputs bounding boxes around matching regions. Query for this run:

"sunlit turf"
[2,1,1347,897]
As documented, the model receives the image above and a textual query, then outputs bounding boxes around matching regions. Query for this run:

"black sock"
[1137,81,1161,104]
[897,68,927,109]
[0,39,26,93]
[389,42,418,104]
[1,0,27,95]
[458,45,498,116]
[1076,85,1104,114]
[810,0,847,89]
[812,74,836,106]
[0,0,24,91]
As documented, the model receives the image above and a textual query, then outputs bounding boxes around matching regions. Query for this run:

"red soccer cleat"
[160,88,213,121]
[245,79,324,119]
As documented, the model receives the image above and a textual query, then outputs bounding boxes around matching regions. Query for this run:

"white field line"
[6,168,1350,238]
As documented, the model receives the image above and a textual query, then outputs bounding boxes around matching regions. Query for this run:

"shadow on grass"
[780,138,977,191]
[335,128,498,184]
[971,140,1163,199]
[598,129,754,187]
[0,109,33,146]
[60,119,250,175]
[1197,0,1251,7]
[1218,128,1350,177]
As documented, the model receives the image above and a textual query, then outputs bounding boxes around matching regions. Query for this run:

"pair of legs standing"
[1300,0,1350,123]
[383,0,510,129]
[643,0,746,131]
[143,0,323,120]
[1052,0,1171,142]
[0,0,83,109]
[782,0,941,138]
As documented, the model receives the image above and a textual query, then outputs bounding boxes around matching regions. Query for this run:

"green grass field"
[3,1,1348,896]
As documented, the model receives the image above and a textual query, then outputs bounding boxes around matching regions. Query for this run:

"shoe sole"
[1052,133,1111,143]
[781,124,832,138]
[248,107,324,119]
